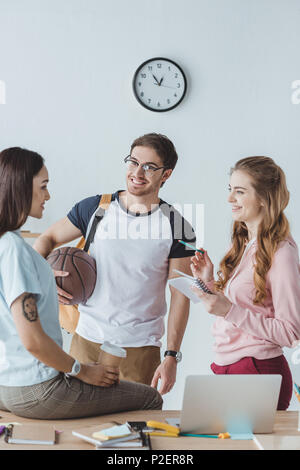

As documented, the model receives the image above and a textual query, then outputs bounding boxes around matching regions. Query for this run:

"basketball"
[47,247,97,305]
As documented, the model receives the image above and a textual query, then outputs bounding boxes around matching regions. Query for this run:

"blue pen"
[179,240,205,254]
[294,382,300,394]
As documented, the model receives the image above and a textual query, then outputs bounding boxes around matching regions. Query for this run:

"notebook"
[96,432,152,450]
[72,423,140,447]
[168,272,201,304]
[5,424,56,445]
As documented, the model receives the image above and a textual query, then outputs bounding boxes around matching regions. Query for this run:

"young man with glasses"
[34,133,196,395]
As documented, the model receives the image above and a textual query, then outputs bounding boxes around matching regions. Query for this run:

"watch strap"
[66,359,81,377]
[164,350,182,363]
[164,350,178,358]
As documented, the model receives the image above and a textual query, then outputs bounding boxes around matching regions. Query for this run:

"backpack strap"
[83,194,112,252]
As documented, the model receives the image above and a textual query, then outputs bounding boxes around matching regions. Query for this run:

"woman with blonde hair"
[191,156,300,410]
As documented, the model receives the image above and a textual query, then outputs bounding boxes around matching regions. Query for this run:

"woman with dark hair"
[190,156,300,410]
[0,147,162,419]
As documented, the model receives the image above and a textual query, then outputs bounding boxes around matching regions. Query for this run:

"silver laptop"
[169,375,282,434]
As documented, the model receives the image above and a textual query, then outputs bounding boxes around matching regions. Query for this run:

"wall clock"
[133,57,187,112]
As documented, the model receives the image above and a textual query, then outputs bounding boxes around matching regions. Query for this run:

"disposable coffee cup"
[98,341,127,367]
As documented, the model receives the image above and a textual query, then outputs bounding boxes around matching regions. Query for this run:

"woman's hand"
[190,285,232,317]
[78,363,120,387]
[190,249,214,283]
[53,270,74,304]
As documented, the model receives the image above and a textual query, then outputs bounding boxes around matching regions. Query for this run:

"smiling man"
[34,133,196,395]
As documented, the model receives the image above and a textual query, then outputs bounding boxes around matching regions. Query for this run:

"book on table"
[72,422,144,448]
[4,424,56,445]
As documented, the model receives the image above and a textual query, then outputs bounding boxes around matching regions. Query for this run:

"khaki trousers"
[69,332,161,386]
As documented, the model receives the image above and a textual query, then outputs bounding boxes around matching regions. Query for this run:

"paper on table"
[0,422,21,426]
[252,435,300,450]
[168,276,201,304]
[229,433,254,440]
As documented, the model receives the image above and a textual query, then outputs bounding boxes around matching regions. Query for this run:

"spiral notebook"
[168,269,202,303]
[5,424,56,445]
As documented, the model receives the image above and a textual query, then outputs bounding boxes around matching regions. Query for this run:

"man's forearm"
[166,288,190,351]
[33,235,56,258]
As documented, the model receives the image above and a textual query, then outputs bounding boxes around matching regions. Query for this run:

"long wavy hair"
[215,156,290,305]
[0,147,44,237]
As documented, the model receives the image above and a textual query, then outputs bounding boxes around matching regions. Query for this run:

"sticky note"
[229,433,254,440]
[92,424,131,441]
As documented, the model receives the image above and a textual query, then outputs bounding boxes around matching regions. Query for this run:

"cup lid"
[100,341,127,358]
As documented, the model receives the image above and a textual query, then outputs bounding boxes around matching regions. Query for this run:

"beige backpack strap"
[76,237,85,250]
[99,193,112,210]
[83,194,112,252]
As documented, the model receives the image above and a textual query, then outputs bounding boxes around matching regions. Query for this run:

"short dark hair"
[130,133,178,170]
[0,147,44,237]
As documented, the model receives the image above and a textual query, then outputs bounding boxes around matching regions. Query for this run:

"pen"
[178,240,205,254]
[141,431,152,450]
[294,383,300,402]
[294,392,300,403]
[180,432,230,439]
[294,382,300,394]
[180,432,219,438]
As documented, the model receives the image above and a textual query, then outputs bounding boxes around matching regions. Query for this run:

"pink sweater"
[212,236,300,366]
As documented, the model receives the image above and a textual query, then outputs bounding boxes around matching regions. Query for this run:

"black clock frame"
[132,57,187,112]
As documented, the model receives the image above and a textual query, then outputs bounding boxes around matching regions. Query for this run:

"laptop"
[168,375,282,434]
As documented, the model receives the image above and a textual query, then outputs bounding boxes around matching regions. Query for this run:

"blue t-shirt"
[0,231,62,386]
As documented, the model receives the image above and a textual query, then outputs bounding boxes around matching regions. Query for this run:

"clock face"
[133,57,187,112]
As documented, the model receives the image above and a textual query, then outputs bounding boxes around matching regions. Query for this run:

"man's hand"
[53,270,74,304]
[151,356,177,395]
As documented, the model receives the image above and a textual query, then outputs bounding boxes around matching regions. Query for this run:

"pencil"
[179,240,205,254]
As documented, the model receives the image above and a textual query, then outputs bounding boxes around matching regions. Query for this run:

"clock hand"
[152,74,160,85]
[154,83,177,89]
[159,76,164,86]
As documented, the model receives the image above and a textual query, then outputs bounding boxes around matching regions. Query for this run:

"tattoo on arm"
[22,294,38,322]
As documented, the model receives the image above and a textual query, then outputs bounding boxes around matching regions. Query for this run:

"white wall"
[0,0,300,410]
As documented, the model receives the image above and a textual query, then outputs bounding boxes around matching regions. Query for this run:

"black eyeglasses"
[124,155,167,176]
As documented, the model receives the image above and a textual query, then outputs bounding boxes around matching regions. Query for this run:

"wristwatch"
[66,359,81,377]
[164,350,182,363]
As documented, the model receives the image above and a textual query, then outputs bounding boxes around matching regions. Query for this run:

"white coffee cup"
[98,341,127,367]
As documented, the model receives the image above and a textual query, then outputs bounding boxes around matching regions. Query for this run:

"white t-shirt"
[67,191,196,347]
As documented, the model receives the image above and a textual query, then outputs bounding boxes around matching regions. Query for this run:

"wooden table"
[0,409,299,450]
